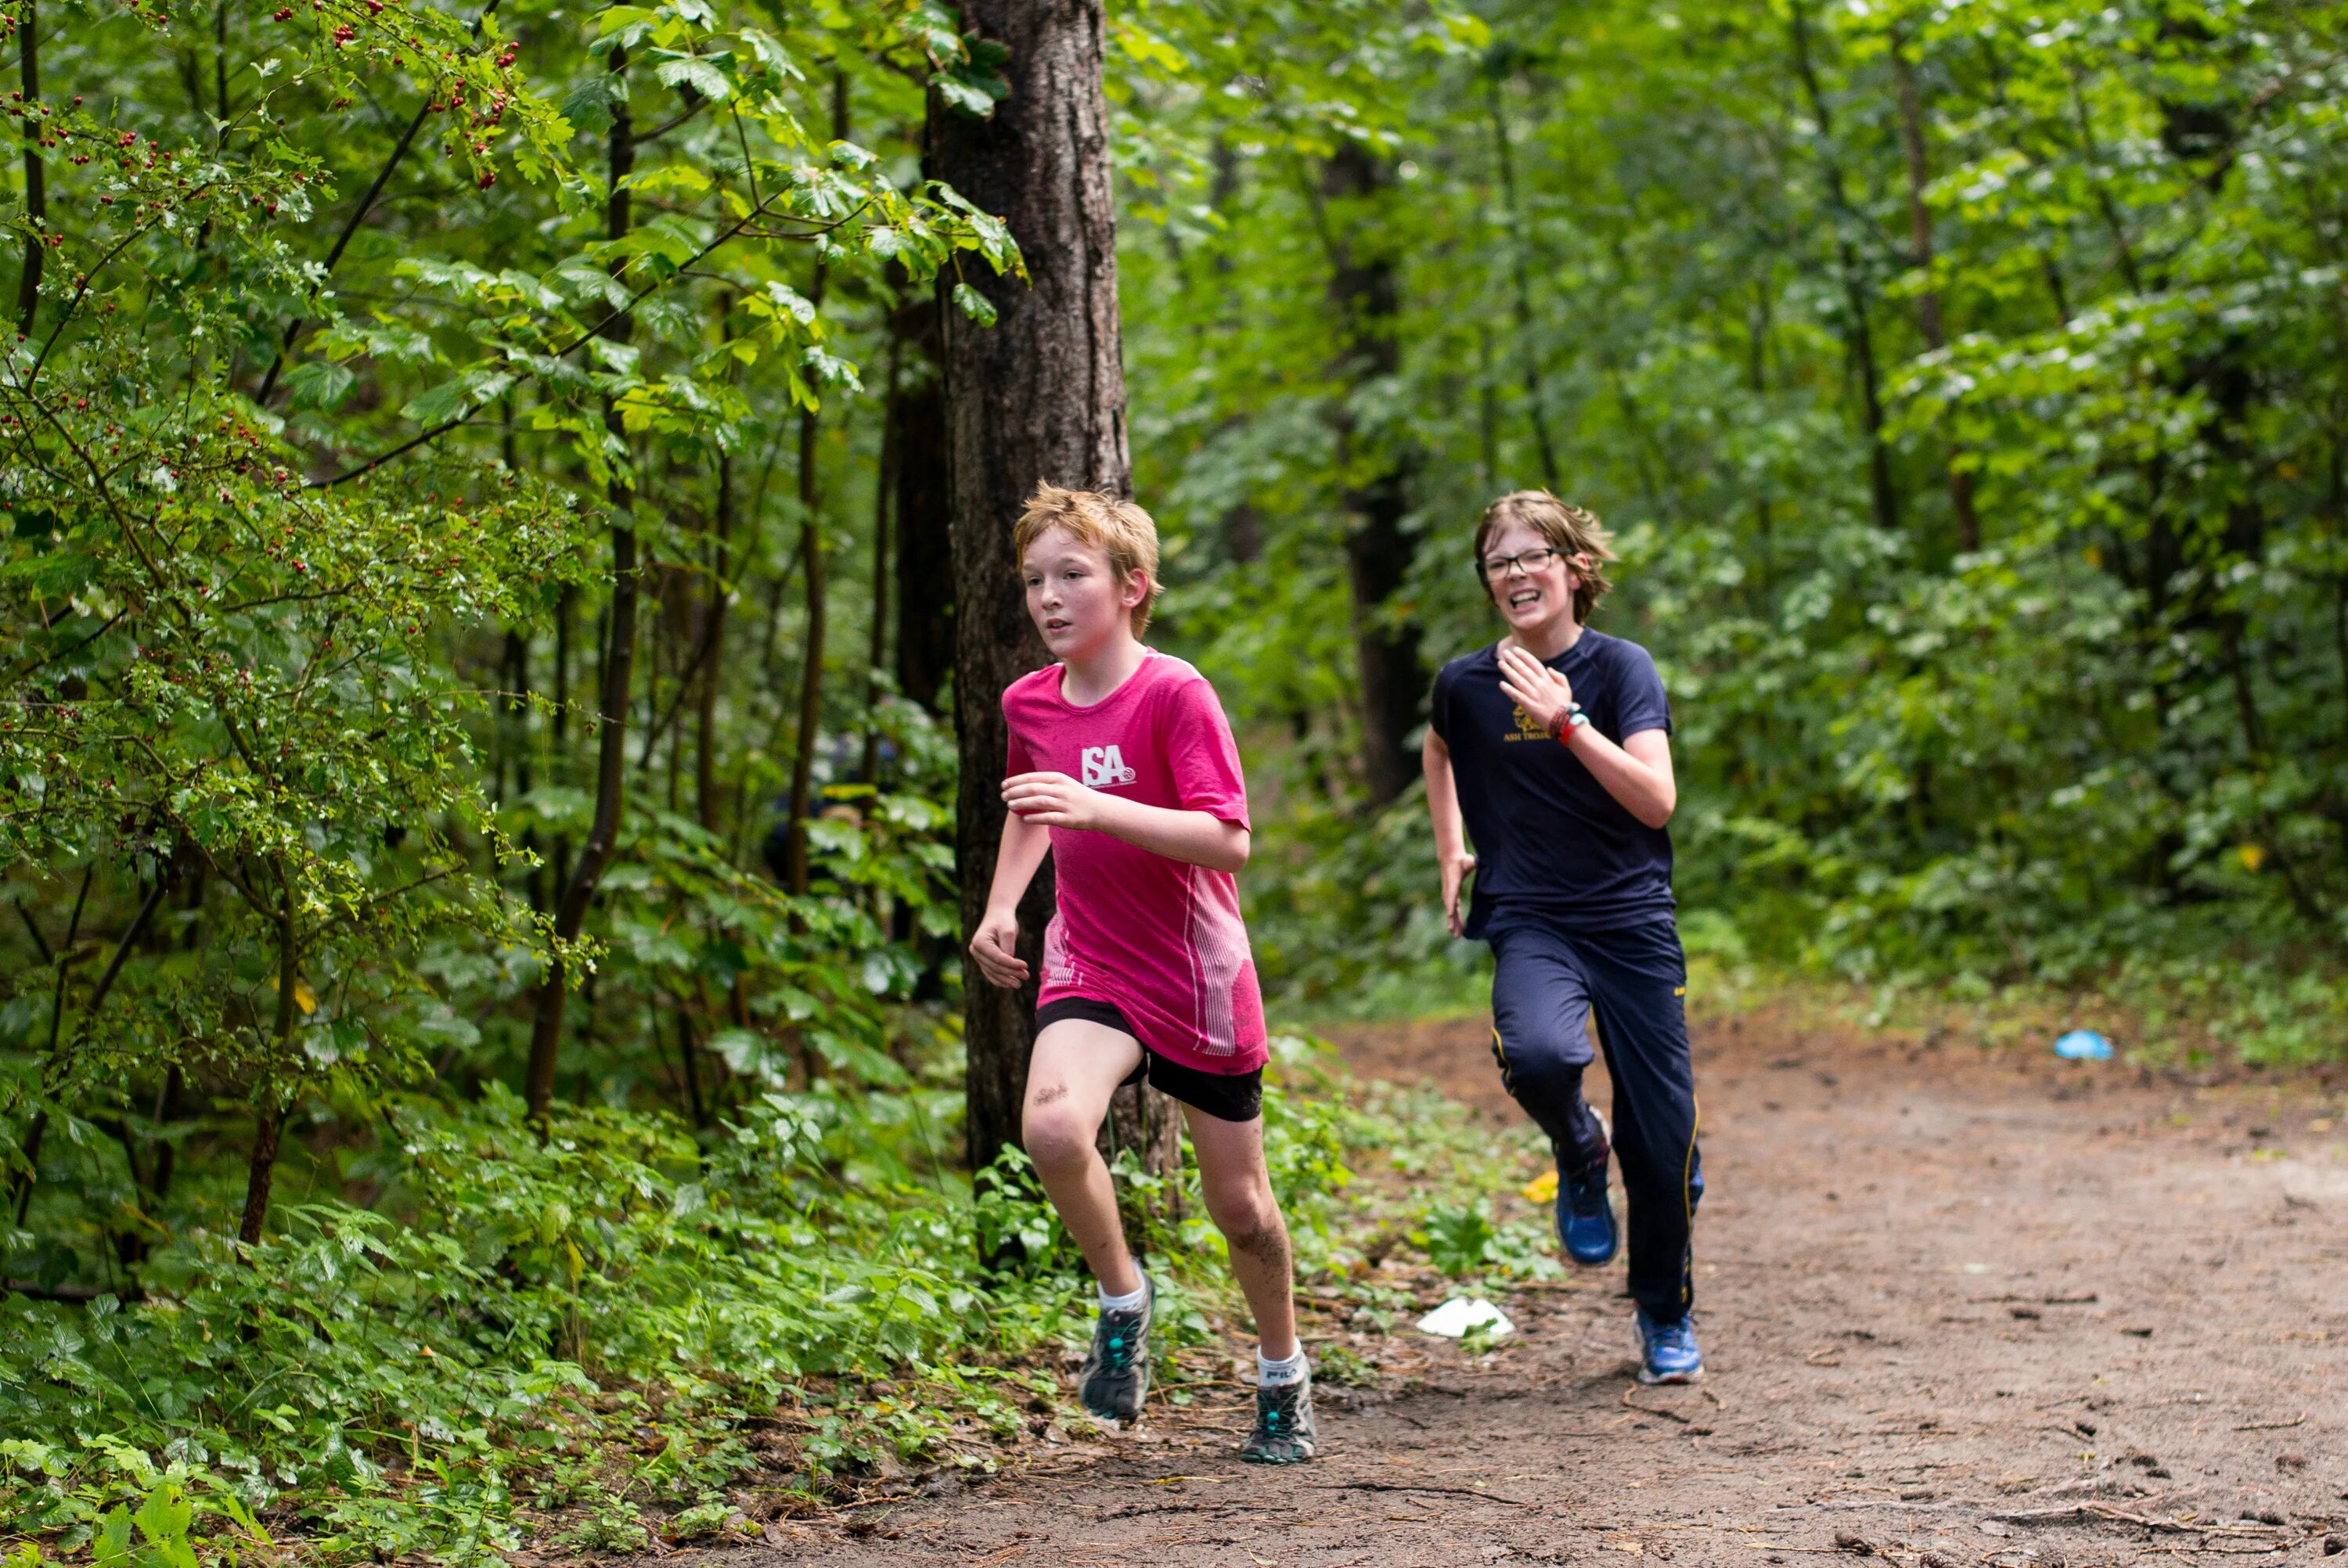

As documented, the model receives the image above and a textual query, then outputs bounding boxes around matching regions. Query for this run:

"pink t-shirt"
[1003,651,1268,1075]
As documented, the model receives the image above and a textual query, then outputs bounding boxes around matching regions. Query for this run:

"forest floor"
[689,1005,2348,1566]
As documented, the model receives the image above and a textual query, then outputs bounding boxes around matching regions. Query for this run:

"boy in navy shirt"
[1421,490,1704,1383]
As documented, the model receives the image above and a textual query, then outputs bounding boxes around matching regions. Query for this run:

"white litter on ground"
[1415,1296,1514,1339]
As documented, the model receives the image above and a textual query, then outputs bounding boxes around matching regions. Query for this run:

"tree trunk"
[1789,2,1901,536]
[15,0,44,333]
[931,0,1165,1181]
[893,293,954,714]
[1890,31,1980,554]
[862,332,902,785]
[783,70,849,898]
[1482,67,1560,490]
[526,45,640,1120]
[697,449,732,832]
[237,1101,282,1248]
[1100,1077,1183,1239]
[1320,142,1424,807]
[783,379,827,896]
[239,907,301,1249]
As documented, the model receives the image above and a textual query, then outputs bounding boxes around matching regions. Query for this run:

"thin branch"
[13,900,54,965]
[255,0,511,404]
[311,186,800,487]
[4,1277,146,1304]
[83,872,170,1020]
[632,92,707,146]
[27,200,212,391]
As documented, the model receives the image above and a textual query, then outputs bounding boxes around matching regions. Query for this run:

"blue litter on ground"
[2054,1029,2113,1061]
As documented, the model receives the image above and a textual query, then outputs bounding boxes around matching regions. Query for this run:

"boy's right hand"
[1440,852,1477,939]
[970,908,1029,989]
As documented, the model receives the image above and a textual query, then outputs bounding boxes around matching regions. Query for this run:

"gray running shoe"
[1240,1372,1317,1464]
[1078,1271,1152,1423]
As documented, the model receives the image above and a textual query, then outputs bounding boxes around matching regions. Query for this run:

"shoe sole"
[1240,1448,1316,1464]
[1079,1378,1148,1424]
[1637,1365,1702,1385]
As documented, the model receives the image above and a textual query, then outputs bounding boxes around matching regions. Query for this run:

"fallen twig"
[2232,1413,2306,1431]
[1311,1482,1530,1507]
[1987,1503,2289,1538]
[1091,1502,1207,1521]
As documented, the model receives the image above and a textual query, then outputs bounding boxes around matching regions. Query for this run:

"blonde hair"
[1474,490,1618,624]
[1013,482,1163,635]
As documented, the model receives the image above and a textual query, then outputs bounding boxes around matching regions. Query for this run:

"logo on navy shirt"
[1081,744,1139,787]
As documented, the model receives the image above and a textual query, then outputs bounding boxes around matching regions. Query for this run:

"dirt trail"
[729,1012,2348,1566]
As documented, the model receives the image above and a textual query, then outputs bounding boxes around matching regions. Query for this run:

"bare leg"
[1022,1020,1147,1298]
[1186,1105,1298,1361]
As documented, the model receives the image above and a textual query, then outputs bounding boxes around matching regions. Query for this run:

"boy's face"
[1021,523,1146,660]
[1482,521,1579,633]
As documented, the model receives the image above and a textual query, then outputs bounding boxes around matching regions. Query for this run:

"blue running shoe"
[1635,1309,1703,1385]
[1556,1152,1619,1266]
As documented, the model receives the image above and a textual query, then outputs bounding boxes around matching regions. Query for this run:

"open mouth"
[1043,618,1072,635]
[1507,589,1542,610]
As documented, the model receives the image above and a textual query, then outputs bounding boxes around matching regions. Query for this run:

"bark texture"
[1891,33,1980,554]
[1788,2,1900,537]
[526,48,640,1120]
[891,292,954,714]
[932,0,1173,1181]
[1322,142,1424,807]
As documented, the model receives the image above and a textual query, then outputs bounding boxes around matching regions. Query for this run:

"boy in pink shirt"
[970,483,1313,1464]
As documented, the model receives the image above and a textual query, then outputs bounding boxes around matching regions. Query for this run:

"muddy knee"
[1206,1186,1287,1266]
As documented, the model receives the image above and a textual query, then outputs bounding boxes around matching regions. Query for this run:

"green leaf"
[560,74,619,136]
[951,282,997,327]
[653,55,731,101]
[398,381,479,427]
[399,372,513,426]
[283,360,357,412]
[0,550,95,596]
[92,1509,132,1568]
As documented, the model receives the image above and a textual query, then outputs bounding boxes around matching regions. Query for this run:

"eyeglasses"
[1479,546,1561,579]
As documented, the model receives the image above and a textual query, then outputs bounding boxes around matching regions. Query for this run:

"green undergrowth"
[1682,951,2348,1074]
[1,1038,1553,1567]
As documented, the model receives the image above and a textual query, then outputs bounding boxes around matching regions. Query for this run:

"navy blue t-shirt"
[1428,630,1676,938]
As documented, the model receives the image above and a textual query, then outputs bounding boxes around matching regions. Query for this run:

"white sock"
[1257,1346,1309,1387]
[1098,1277,1147,1314]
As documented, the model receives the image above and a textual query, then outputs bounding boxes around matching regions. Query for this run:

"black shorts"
[1033,996,1264,1123]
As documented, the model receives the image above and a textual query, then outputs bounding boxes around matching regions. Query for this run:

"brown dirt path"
[719,1011,2348,1566]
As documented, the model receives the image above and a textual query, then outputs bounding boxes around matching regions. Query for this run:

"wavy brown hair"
[1474,489,1619,624]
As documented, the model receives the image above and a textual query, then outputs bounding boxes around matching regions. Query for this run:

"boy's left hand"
[1496,644,1574,735]
[1003,771,1108,831]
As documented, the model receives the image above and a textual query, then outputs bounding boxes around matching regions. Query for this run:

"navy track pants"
[1486,913,1703,1321]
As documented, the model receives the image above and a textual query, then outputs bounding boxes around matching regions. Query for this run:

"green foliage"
[14,0,2348,1557]
[1421,1199,1497,1278]
[1109,0,2348,1033]
[0,0,999,1363]
[0,1034,1564,1562]
[1,1084,1097,1559]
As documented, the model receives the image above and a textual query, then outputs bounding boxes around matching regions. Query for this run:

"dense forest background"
[5,0,2347,1556]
